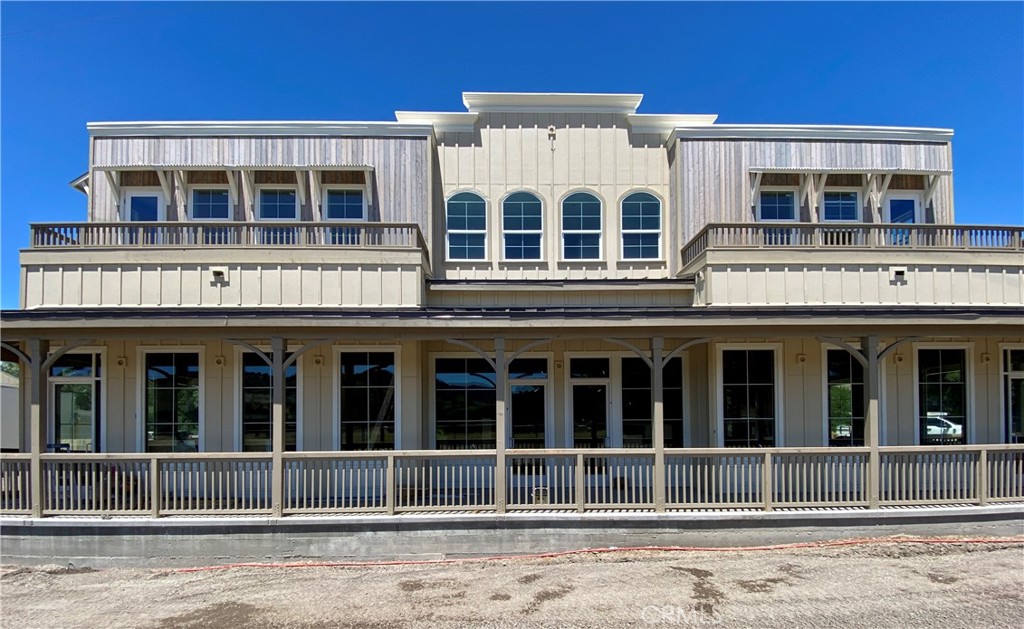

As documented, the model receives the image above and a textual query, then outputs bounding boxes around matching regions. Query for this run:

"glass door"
[886,195,919,246]
[569,358,610,448]
[52,382,96,452]
[124,190,164,244]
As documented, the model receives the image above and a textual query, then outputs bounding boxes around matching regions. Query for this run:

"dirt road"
[2,538,1023,628]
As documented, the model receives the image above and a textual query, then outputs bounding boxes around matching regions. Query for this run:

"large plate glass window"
[722,349,776,447]
[49,353,101,453]
[562,192,602,260]
[509,358,548,448]
[144,353,199,452]
[503,192,542,260]
[1003,348,1024,444]
[339,352,396,450]
[435,358,496,449]
[620,357,685,448]
[446,192,487,260]
[621,192,661,260]
[826,349,864,446]
[240,353,297,452]
[918,349,967,445]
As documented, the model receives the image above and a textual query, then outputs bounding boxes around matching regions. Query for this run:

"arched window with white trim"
[503,192,543,260]
[446,192,486,260]
[621,192,661,260]
[561,192,601,260]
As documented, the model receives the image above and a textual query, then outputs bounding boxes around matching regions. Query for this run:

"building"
[1,92,1022,518]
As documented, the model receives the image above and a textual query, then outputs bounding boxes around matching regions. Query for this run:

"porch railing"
[1,445,1021,517]
[681,222,1024,267]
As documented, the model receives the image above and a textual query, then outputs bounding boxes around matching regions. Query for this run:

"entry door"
[569,358,611,448]
[886,195,919,245]
[51,382,97,452]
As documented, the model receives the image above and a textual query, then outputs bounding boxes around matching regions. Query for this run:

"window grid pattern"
[918,349,967,445]
[446,192,487,260]
[621,192,661,259]
[722,349,776,448]
[823,192,859,221]
[759,191,796,221]
[827,349,864,446]
[259,189,297,219]
[621,357,685,448]
[191,189,231,220]
[435,358,496,449]
[240,353,297,452]
[144,353,200,453]
[1003,349,1024,444]
[325,189,364,220]
[562,192,602,259]
[503,192,543,260]
[339,352,396,451]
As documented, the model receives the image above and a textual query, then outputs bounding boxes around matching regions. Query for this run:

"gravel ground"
[2,537,1023,629]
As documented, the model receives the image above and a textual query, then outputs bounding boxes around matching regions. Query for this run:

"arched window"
[621,192,661,259]
[502,192,543,260]
[562,192,602,260]
[446,192,486,260]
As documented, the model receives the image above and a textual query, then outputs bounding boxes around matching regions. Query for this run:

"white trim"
[121,188,166,222]
[998,343,1024,444]
[187,184,233,221]
[884,191,923,224]
[500,189,545,263]
[255,184,299,221]
[462,92,644,114]
[562,352,614,448]
[560,190,604,262]
[756,187,799,222]
[619,190,664,262]
[321,184,368,221]
[714,343,785,448]
[136,346,206,453]
[88,121,434,138]
[819,342,864,447]
[444,190,488,263]
[333,346,402,451]
[675,125,953,143]
[394,111,479,133]
[820,188,863,223]
[233,346,305,453]
[508,351,554,449]
[912,342,974,446]
[46,347,106,453]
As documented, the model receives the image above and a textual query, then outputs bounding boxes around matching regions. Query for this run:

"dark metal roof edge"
[426,278,695,287]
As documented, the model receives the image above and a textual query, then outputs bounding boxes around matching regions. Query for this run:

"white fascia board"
[748,166,952,175]
[462,92,644,114]
[394,111,479,132]
[87,121,435,138]
[68,172,90,193]
[674,125,954,143]
[627,113,719,135]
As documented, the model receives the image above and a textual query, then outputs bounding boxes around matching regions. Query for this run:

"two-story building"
[2,92,1022,519]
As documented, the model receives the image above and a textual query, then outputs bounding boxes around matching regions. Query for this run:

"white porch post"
[494,338,507,514]
[28,338,48,518]
[864,335,881,509]
[271,336,285,518]
[652,337,666,512]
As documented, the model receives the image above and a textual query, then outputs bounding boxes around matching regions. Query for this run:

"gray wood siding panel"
[91,137,430,232]
[674,138,955,243]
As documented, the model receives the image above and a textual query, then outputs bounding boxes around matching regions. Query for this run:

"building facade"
[2,92,1022,518]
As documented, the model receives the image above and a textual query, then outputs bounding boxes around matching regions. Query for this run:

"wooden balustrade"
[1,444,1020,517]
[681,222,1024,266]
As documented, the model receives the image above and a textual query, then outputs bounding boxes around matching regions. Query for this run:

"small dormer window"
[191,189,231,220]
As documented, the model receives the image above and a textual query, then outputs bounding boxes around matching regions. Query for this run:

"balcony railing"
[682,222,1024,267]
[2,444,1020,517]
[29,221,428,254]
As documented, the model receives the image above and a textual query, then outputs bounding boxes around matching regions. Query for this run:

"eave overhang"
[674,125,954,143]
[87,121,434,138]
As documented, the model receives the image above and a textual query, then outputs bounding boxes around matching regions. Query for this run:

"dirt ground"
[2,537,1023,629]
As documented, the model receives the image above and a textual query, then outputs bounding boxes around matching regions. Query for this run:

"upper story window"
[503,192,543,260]
[324,188,365,220]
[446,192,487,260]
[562,192,602,260]
[258,188,298,220]
[621,192,661,260]
[822,191,859,222]
[757,191,796,221]
[190,188,231,220]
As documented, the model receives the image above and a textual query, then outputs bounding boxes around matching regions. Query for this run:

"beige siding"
[672,138,955,244]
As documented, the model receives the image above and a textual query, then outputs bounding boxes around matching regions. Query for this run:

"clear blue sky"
[2,1,1022,309]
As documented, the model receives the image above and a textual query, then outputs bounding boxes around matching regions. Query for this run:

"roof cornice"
[87,121,434,138]
[462,92,644,114]
[674,125,954,143]
[393,111,479,133]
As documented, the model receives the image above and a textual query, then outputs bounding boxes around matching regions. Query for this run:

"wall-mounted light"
[894,353,904,363]
[210,266,229,284]
[890,266,907,282]
[214,355,225,366]
[981,353,991,364]
[313,355,324,366]
[115,356,126,367]
[796,354,807,364]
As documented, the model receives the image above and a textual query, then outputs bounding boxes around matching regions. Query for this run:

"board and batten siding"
[672,138,955,244]
[434,112,671,280]
[89,136,432,239]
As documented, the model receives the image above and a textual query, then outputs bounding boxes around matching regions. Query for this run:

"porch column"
[271,336,285,518]
[652,337,666,512]
[864,335,881,509]
[494,338,507,514]
[28,338,49,518]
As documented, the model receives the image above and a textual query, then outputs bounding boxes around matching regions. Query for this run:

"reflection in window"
[240,353,297,452]
[562,192,601,259]
[918,349,966,445]
[823,192,858,221]
[145,353,199,452]
[259,189,297,219]
[1004,349,1024,444]
[722,349,776,447]
[447,192,487,260]
[503,192,542,260]
[339,352,396,450]
[759,191,796,221]
[191,189,231,220]
[49,354,102,453]
[510,358,547,448]
[621,357,685,448]
[435,358,496,449]
[325,189,365,220]
[621,192,661,259]
[827,349,864,446]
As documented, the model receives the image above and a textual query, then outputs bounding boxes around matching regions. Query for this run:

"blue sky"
[1,1,1021,309]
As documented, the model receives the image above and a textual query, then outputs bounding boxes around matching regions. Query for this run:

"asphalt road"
[2,538,1023,628]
